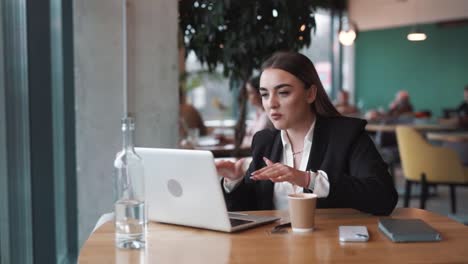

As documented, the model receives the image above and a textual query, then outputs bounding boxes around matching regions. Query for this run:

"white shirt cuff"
[307,170,330,198]
[223,177,243,193]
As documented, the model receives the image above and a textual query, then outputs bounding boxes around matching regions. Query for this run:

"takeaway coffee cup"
[288,193,317,232]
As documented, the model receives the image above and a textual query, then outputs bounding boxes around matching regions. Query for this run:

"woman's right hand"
[215,158,245,181]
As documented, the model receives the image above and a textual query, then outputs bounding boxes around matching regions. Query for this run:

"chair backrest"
[395,126,467,183]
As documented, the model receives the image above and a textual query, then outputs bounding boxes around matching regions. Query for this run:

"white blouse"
[223,121,330,210]
[273,121,329,210]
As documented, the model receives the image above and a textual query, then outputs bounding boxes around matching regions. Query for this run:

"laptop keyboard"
[229,218,254,227]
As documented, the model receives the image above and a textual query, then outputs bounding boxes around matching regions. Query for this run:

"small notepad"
[378,218,442,243]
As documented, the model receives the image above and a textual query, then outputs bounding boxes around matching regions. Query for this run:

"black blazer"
[223,115,398,215]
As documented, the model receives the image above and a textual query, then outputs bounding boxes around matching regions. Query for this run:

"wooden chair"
[396,126,468,213]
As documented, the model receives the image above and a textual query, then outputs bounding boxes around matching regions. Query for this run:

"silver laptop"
[136,147,280,232]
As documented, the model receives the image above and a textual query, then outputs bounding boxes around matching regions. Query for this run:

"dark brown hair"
[261,51,340,117]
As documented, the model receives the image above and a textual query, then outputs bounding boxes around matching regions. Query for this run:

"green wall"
[355,24,468,116]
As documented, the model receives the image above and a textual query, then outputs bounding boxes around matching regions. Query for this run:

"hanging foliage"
[179,0,345,155]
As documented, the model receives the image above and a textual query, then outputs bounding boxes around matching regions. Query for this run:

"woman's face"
[259,68,316,130]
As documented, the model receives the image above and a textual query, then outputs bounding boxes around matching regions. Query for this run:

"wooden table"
[366,123,457,133]
[79,208,468,263]
[426,132,468,143]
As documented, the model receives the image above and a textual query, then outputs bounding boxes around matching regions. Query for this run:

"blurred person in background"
[455,85,468,129]
[456,85,468,116]
[217,76,274,147]
[388,90,413,117]
[243,75,274,146]
[364,90,414,122]
[179,87,207,140]
[334,90,359,116]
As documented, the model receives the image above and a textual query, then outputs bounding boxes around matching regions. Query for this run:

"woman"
[216,51,397,215]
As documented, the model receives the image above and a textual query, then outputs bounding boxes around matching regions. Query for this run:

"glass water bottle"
[113,117,146,249]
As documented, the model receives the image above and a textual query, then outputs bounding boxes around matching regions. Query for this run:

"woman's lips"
[270,113,282,120]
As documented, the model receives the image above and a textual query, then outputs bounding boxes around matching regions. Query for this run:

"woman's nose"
[267,94,279,109]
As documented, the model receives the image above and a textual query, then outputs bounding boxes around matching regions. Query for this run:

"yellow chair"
[396,126,468,213]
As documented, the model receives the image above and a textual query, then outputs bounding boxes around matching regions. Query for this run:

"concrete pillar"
[74,0,178,247]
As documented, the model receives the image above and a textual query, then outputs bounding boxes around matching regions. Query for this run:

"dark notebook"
[378,218,442,243]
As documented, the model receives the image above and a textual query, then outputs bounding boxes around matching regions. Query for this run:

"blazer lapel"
[269,131,283,162]
[260,130,282,210]
[307,116,329,172]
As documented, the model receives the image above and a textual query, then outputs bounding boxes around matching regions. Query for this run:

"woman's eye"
[260,93,268,98]
[279,91,289,96]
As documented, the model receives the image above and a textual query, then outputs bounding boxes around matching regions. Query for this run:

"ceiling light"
[406,0,427,42]
[339,29,357,46]
[338,19,358,46]
[407,26,427,41]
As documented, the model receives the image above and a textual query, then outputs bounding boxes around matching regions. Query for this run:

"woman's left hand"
[250,157,308,187]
